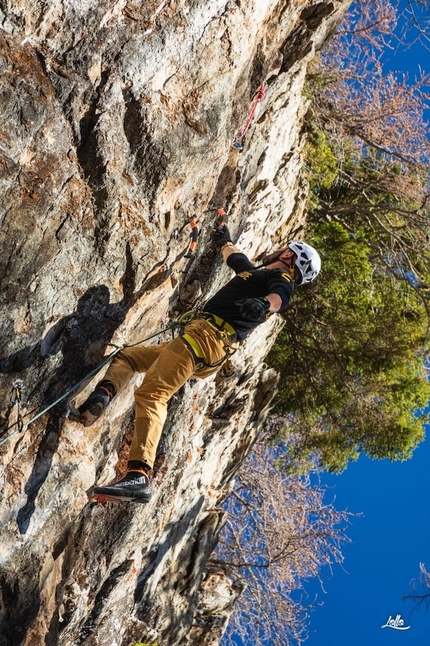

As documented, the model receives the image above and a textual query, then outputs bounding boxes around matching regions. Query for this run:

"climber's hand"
[212,225,232,248]
[236,297,271,322]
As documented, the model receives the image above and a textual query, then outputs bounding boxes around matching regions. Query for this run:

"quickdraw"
[217,207,228,227]
[182,208,226,273]
[10,385,24,433]
[233,84,268,150]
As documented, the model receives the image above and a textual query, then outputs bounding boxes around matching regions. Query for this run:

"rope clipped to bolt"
[233,84,268,151]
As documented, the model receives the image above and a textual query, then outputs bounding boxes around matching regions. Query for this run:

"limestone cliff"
[0,1,348,645]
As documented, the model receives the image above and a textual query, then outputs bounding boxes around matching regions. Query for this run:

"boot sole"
[91,490,152,504]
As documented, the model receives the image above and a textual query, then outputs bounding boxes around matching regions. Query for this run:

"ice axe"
[216,207,228,227]
[184,218,199,259]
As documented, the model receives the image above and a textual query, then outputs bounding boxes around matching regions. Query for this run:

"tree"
[305,138,430,330]
[404,563,430,610]
[267,215,430,473]
[265,0,430,473]
[216,438,351,645]
[307,0,430,317]
[309,0,430,167]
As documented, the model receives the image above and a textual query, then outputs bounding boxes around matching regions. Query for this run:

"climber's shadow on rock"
[0,285,127,404]
[11,283,131,535]
[16,408,63,535]
[0,240,174,406]
[42,284,128,402]
[11,282,132,535]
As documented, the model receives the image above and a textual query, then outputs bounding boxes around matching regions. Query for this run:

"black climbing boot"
[69,381,116,427]
[92,462,152,503]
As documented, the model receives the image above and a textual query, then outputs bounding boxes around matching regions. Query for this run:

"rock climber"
[70,225,321,503]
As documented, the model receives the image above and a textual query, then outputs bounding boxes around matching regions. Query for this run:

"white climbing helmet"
[287,241,321,285]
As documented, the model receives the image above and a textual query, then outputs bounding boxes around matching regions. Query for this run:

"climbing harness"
[177,309,237,370]
[233,84,268,150]
[178,310,236,342]
[0,321,181,448]
[199,311,236,343]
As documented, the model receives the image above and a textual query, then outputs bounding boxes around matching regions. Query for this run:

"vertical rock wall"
[0,1,348,644]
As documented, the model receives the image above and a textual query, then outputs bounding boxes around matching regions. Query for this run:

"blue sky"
[303,13,430,646]
[227,435,430,646]
[304,435,430,645]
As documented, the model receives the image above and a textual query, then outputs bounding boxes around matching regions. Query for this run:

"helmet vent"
[287,240,321,285]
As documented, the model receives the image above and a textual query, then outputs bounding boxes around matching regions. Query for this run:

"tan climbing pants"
[101,318,231,468]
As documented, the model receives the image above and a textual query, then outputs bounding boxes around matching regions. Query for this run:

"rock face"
[0,1,348,645]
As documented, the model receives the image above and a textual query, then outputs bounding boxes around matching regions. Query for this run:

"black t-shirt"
[203,252,294,340]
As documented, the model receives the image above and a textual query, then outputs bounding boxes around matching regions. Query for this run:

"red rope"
[234,84,268,146]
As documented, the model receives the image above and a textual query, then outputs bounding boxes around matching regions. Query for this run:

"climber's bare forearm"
[221,243,241,263]
[266,293,282,312]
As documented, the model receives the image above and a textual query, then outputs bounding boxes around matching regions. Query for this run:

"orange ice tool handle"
[217,208,228,226]
[184,219,199,257]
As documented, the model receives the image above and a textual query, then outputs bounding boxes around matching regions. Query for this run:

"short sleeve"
[226,252,255,274]
[266,270,294,309]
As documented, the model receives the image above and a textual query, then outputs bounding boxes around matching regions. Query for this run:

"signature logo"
[381,614,411,630]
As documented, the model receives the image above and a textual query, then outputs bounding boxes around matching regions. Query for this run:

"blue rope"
[0,322,180,448]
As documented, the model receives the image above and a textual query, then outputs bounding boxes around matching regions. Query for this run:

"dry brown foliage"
[310,0,430,167]
[215,438,351,645]
[308,0,430,325]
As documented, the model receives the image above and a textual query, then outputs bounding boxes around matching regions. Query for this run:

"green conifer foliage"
[268,217,430,473]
